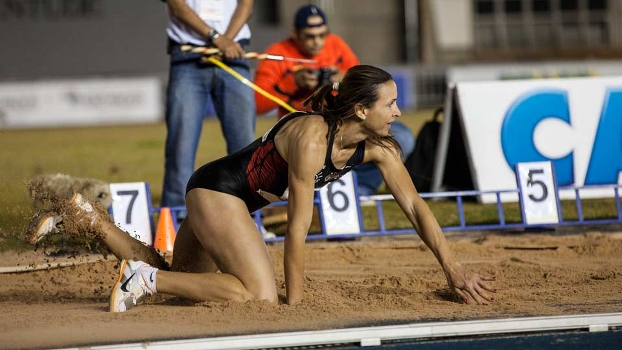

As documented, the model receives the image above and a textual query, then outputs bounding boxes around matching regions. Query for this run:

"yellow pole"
[204,57,296,113]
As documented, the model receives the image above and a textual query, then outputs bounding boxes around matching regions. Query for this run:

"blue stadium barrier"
[150,183,622,243]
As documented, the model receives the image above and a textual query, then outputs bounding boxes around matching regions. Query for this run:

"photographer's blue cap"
[294,5,327,29]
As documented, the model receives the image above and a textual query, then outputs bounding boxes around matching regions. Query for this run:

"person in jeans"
[161,0,255,210]
[254,4,415,196]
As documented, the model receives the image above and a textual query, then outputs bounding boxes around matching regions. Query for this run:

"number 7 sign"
[515,161,561,225]
[109,182,153,245]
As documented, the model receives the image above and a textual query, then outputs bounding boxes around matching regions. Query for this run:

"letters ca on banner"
[455,76,622,203]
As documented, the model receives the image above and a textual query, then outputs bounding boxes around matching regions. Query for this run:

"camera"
[315,67,336,87]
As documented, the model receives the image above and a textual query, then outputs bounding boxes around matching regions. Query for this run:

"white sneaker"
[258,223,277,240]
[26,193,98,244]
[109,260,154,312]
[26,209,62,244]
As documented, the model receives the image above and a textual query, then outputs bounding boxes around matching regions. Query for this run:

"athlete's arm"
[276,118,326,304]
[370,144,497,305]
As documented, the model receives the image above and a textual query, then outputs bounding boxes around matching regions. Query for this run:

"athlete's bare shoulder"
[275,114,328,164]
[278,114,327,143]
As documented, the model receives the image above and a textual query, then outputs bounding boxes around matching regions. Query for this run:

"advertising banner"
[0,77,162,129]
[442,76,622,202]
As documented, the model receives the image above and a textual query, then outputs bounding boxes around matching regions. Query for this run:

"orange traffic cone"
[154,207,176,253]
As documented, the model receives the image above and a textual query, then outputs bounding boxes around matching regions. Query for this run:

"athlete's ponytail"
[303,83,337,113]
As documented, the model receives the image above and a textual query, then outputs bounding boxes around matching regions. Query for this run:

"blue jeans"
[161,45,255,208]
[354,120,416,196]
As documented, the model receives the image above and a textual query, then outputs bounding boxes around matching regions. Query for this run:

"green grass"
[1,108,619,251]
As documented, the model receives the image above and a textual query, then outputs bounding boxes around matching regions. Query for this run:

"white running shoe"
[26,209,63,244]
[258,223,277,240]
[27,193,98,244]
[110,259,154,312]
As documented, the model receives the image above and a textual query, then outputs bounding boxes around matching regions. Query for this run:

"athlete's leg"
[98,220,168,269]
[169,218,218,273]
[155,188,278,303]
[27,193,168,269]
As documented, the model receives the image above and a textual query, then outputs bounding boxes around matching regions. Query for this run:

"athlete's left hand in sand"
[443,264,497,305]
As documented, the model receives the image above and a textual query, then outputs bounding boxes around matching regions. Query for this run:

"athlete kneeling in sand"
[26,65,496,311]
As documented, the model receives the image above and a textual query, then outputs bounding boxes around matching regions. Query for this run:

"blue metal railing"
[151,184,622,242]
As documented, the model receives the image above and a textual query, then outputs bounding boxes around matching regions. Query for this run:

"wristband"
[208,28,221,41]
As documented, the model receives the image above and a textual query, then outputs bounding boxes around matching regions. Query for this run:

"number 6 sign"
[318,172,362,236]
[109,182,153,245]
[515,161,561,225]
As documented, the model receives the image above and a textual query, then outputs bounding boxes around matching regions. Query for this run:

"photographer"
[254,4,358,119]
[254,5,416,196]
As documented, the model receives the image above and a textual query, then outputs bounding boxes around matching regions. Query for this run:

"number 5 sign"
[109,182,153,246]
[318,172,362,236]
[515,161,561,225]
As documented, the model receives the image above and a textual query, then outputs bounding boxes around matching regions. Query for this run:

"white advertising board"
[447,60,622,83]
[0,77,162,129]
[453,76,622,202]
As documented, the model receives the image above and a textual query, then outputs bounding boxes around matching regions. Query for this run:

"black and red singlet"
[186,111,366,213]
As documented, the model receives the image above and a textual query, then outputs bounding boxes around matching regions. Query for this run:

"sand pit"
[1,229,621,349]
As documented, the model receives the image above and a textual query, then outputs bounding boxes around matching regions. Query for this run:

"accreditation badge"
[198,0,224,22]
